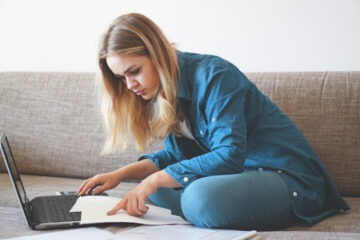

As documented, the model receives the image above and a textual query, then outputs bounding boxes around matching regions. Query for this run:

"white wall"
[0,0,359,72]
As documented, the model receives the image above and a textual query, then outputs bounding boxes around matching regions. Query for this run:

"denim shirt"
[138,51,349,224]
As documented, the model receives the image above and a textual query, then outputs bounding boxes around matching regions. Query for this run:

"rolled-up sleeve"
[137,136,180,169]
[164,63,252,187]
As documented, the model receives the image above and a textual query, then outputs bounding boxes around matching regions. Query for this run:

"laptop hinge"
[25,200,37,226]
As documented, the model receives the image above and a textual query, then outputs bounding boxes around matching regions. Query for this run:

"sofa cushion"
[286,197,360,232]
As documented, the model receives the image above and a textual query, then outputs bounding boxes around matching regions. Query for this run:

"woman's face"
[106,54,160,100]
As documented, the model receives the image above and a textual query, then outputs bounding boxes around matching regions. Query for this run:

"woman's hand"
[107,175,157,217]
[77,171,123,196]
[107,170,181,217]
[77,159,160,196]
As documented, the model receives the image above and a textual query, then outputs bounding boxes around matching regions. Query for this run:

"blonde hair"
[97,13,181,154]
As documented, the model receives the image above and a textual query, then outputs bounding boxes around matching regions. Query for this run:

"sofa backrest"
[0,71,359,196]
[247,72,360,197]
[0,72,163,180]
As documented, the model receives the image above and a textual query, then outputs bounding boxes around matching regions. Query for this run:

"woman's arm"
[117,158,160,181]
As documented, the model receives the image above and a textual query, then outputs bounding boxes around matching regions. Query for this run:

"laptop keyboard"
[43,195,81,222]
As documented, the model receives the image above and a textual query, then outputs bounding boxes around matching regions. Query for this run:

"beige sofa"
[0,71,359,239]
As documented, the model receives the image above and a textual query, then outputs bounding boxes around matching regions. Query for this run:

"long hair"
[97,13,181,154]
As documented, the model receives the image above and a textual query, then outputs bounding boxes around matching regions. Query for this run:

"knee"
[180,179,218,228]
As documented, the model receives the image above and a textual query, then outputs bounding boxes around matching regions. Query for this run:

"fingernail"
[107,211,112,216]
[91,192,96,195]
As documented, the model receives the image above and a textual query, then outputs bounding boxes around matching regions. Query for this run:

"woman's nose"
[125,77,138,90]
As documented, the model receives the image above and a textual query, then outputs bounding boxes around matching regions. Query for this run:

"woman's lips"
[135,90,145,96]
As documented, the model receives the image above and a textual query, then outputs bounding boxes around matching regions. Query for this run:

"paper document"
[6,227,114,240]
[70,196,189,225]
[111,225,257,240]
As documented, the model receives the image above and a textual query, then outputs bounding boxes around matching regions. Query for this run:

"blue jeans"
[149,170,298,230]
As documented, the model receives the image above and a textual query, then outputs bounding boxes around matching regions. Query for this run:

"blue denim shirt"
[139,51,349,224]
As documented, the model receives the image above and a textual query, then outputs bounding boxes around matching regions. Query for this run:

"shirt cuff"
[164,165,199,188]
[137,154,162,170]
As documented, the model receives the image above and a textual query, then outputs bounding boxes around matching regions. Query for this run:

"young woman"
[77,13,349,230]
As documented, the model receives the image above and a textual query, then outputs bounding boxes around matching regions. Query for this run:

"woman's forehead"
[106,54,148,74]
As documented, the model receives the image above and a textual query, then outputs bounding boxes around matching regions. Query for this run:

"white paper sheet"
[5,227,114,240]
[70,196,189,225]
[110,225,257,240]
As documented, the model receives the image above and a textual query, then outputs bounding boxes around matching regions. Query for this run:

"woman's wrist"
[111,168,126,183]
[148,170,182,189]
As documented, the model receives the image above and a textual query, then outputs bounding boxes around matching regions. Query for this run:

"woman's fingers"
[125,193,148,216]
[127,197,134,215]
[138,197,149,214]
[91,185,107,195]
[77,172,121,196]
[78,179,100,196]
[130,196,144,216]
[107,198,127,215]
[77,178,92,195]
[77,178,90,193]
[107,194,147,217]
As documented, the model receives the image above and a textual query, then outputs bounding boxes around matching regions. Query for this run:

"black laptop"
[0,130,103,230]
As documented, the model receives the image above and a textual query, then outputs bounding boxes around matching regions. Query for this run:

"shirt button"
[183,177,189,182]
[277,170,282,173]
[212,117,216,122]
[293,192,298,197]
[200,130,203,135]
[258,168,263,171]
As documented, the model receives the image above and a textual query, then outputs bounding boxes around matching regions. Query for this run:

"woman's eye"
[130,68,140,75]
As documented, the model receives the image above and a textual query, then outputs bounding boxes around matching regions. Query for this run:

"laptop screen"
[0,131,27,208]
